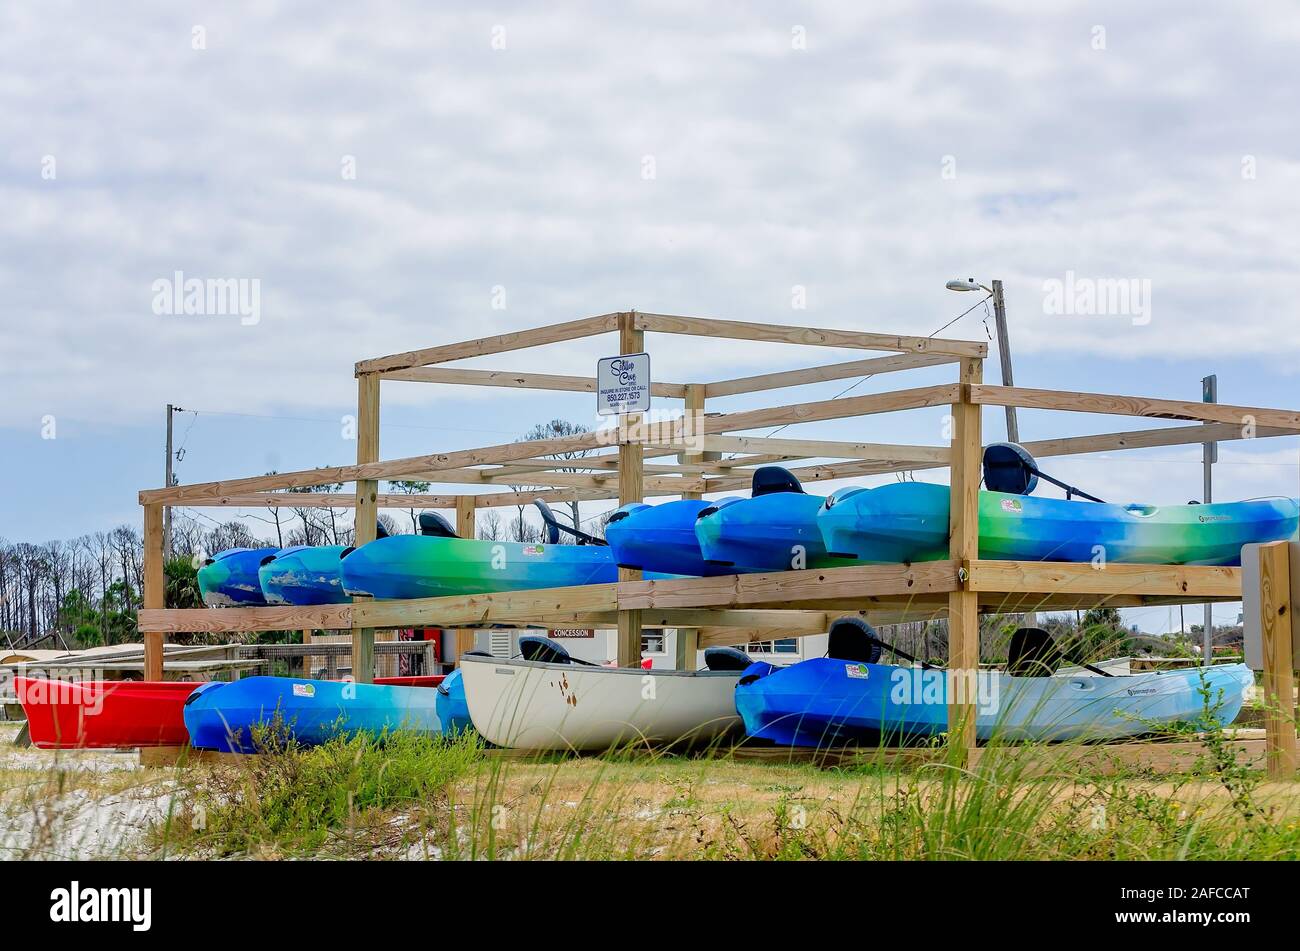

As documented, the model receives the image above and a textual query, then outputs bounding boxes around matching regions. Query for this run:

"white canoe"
[460,654,743,751]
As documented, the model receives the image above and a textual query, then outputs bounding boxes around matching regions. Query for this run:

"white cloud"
[2,1,1299,433]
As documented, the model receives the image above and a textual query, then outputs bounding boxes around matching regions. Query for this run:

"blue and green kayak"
[818,481,1298,565]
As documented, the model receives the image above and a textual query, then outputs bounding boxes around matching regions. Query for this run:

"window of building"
[743,638,801,658]
[641,632,667,655]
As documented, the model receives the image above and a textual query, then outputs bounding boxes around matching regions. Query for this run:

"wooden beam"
[184,492,464,509]
[947,358,982,760]
[618,561,959,611]
[675,384,708,668]
[966,561,1243,599]
[694,434,949,464]
[633,312,987,358]
[1023,422,1297,459]
[381,365,688,398]
[139,429,611,503]
[356,313,620,374]
[351,584,619,629]
[353,374,380,684]
[138,604,354,634]
[617,312,645,668]
[142,503,165,681]
[704,351,960,398]
[971,384,1300,431]
[1258,540,1297,778]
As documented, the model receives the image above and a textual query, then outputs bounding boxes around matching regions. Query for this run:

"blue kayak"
[695,493,856,572]
[605,499,745,576]
[735,658,1253,746]
[435,668,475,735]
[258,545,350,605]
[183,676,441,753]
[197,548,280,607]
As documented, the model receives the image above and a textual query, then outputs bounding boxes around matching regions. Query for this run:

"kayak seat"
[752,466,804,497]
[519,635,572,665]
[704,646,752,671]
[983,442,1039,496]
[1006,627,1064,677]
[419,512,459,538]
[827,617,883,664]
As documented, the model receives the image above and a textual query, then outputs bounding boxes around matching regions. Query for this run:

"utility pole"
[989,280,1034,627]
[991,280,1020,444]
[164,404,183,558]
[1202,374,1217,664]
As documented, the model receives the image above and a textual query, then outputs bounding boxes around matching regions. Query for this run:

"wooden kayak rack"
[136,311,1300,772]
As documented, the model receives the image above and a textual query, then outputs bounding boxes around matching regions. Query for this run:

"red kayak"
[16,674,445,750]
[15,677,198,749]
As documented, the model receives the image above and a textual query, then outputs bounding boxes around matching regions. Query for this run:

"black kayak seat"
[983,442,1039,496]
[751,466,804,497]
[827,617,883,664]
[519,635,572,665]
[703,646,752,671]
[1006,627,1064,677]
[419,512,459,538]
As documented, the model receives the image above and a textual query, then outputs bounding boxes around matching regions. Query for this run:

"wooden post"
[301,628,312,678]
[947,357,982,760]
[616,312,645,667]
[142,503,165,682]
[1259,540,1296,778]
[674,383,706,669]
[352,373,380,683]
[451,496,477,667]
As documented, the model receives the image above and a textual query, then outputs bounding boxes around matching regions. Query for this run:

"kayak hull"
[461,655,743,751]
[15,677,198,749]
[183,676,441,753]
[340,535,673,599]
[605,499,741,576]
[818,482,1299,566]
[695,493,855,572]
[735,658,1254,746]
[258,545,349,605]
[198,547,280,606]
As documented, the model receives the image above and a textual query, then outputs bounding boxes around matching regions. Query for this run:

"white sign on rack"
[596,352,651,416]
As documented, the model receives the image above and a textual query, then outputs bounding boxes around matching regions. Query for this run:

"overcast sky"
[2,2,1298,631]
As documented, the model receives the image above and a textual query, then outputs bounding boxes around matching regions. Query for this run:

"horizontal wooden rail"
[138,605,354,634]
[633,313,988,358]
[140,429,611,504]
[383,366,689,398]
[971,385,1300,431]
[356,313,621,375]
[704,351,960,398]
[965,561,1243,599]
[618,561,961,610]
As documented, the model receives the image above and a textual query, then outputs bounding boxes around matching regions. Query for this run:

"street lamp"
[946,277,1019,444]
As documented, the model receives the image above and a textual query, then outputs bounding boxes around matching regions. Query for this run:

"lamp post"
[946,278,1019,443]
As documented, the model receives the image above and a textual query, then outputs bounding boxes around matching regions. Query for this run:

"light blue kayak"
[184,676,441,753]
[735,658,1254,746]
[197,547,280,607]
[258,545,350,605]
